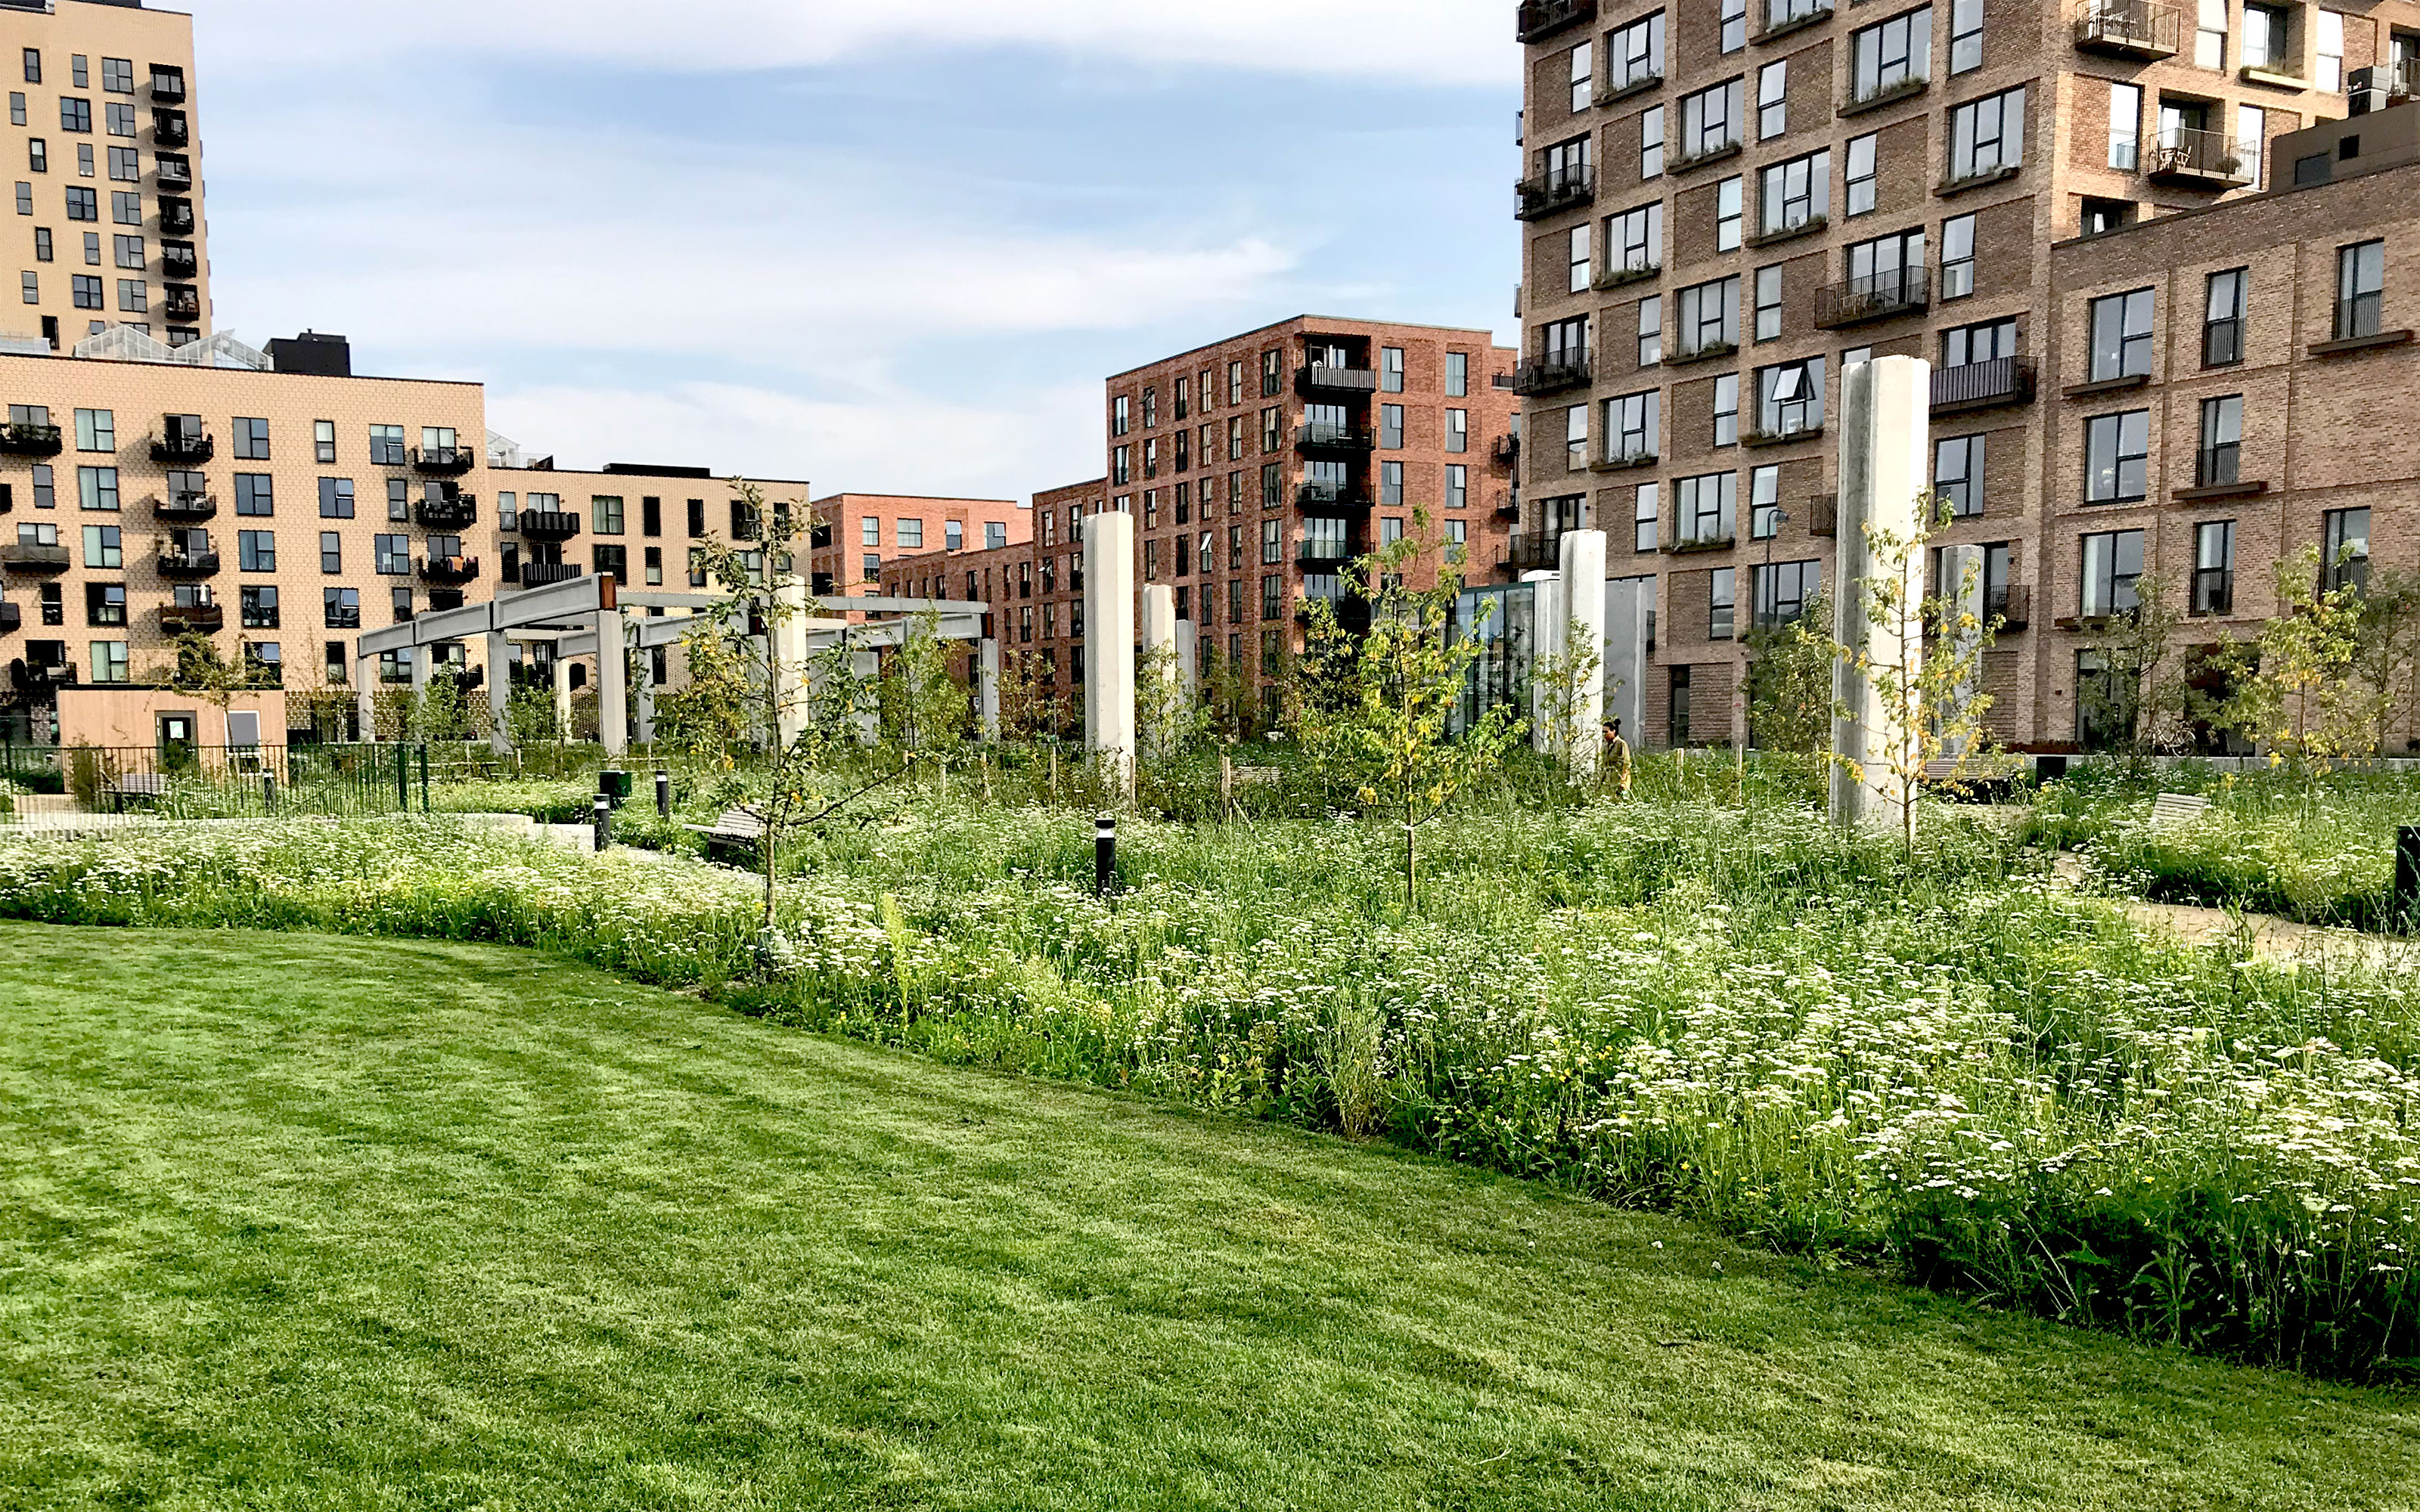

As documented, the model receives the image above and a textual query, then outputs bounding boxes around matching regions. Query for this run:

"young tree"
[2235,547,2379,771]
[1292,516,1525,912]
[2353,566,2420,755]
[884,609,970,757]
[1529,617,1604,784]
[2074,573,2195,762]
[1742,588,1832,755]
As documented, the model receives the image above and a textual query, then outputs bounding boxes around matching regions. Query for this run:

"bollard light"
[1094,815,1116,897]
[262,771,277,816]
[594,796,613,853]
[655,769,672,818]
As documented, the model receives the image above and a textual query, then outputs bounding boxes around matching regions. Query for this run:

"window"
[102,57,132,94]
[2196,395,2242,486]
[1606,389,1658,463]
[324,587,358,628]
[2086,411,2152,502]
[2089,288,2155,380]
[75,465,116,511]
[1939,213,1976,299]
[241,586,279,631]
[1760,150,1828,234]
[319,531,341,574]
[1949,88,2025,181]
[1670,665,1695,745]
[59,98,89,133]
[1641,104,1665,178]
[2337,240,2384,339]
[1568,223,1592,293]
[1949,0,1984,71]
[1381,345,1406,394]
[70,273,98,307]
[1261,349,1282,397]
[368,425,405,466]
[32,228,47,262]
[1680,79,1742,161]
[1261,518,1283,565]
[1714,373,1740,445]
[1606,201,1661,277]
[2203,268,2247,366]
[1758,60,1788,139]
[1845,133,1877,215]
[88,640,126,684]
[1447,409,1469,454]
[2316,9,2343,91]
[73,407,110,451]
[1851,8,1932,103]
[234,529,274,572]
[2243,2,2288,68]
[376,534,411,575]
[1676,275,1739,355]
[1174,376,1191,420]
[110,190,136,225]
[106,146,136,182]
[593,544,627,582]
[1446,463,1468,510]
[1749,465,1782,539]
[1112,395,1131,436]
[2192,520,2235,615]
[1637,295,1663,365]
[1633,483,1661,552]
[1611,11,1665,90]
[11,183,27,216]
[17,271,32,305]
[1381,460,1404,507]
[1261,407,1283,452]
[26,138,43,174]
[79,523,119,567]
[1715,175,1743,251]
[1447,352,1469,397]
[1941,317,2017,366]
[1936,435,1984,516]
[1754,358,1825,437]
[2323,507,2370,592]
[234,474,273,516]
[1722,0,1749,49]
[1565,404,1590,470]
[32,464,51,509]
[2108,82,2141,170]
[1381,404,1404,449]
[387,479,410,521]
[2080,529,2145,616]
[1570,39,1594,113]
[1844,230,1923,304]
[79,230,97,264]
[985,521,1008,551]
[1752,559,1821,629]
[1142,387,1157,429]
[1677,472,1736,543]
[1710,568,1737,640]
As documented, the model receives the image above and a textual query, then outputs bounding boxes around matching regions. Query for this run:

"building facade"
[808,493,1027,597]
[0,1,208,354]
[1512,0,2420,748]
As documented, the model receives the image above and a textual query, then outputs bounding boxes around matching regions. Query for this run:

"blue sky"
[186,1,1522,501]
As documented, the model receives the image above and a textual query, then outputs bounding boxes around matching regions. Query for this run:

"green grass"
[2,925,2416,1509]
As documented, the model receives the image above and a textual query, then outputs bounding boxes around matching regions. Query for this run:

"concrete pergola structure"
[355,575,1001,757]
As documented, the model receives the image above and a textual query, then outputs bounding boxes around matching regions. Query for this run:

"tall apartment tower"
[1512,0,2420,748]
[0,1,206,355]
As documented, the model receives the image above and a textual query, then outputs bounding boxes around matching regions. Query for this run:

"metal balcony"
[0,601,17,633]
[0,423,62,456]
[1931,355,2038,414]
[149,70,187,103]
[154,155,194,192]
[0,544,68,574]
[1516,0,1597,43]
[1491,433,1521,466]
[416,494,478,530]
[2074,0,2183,56]
[519,511,581,541]
[1990,584,2032,631]
[159,200,196,235]
[1814,267,1930,327]
[162,287,202,321]
[12,657,75,691]
[1501,534,1563,573]
[1295,422,1376,454]
[2147,128,2254,187]
[151,110,189,148]
[1295,362,1379,396]
[1295,483,1373,513]
[150,430,213,463]
[1512,353,1592,394]
[154,491,216,521]
[1516,163,1596,221]
[159,601,222,633]
[411,445,477,476]
[1296,543,1357,568]
[161,241,198,279]
[157,549,221,578]
[419,555,480,585]
[520,561,584,587]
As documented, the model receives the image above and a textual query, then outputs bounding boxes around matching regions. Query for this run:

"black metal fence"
[0,742,433,823]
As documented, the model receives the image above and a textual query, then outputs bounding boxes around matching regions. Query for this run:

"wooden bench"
[2150,792,2213,828]
[104,773,169,813]
[686,806,766,863]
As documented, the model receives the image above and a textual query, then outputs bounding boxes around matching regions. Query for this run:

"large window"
[1948,88,2025,180]
[1676,276,1739,356]
[1760,150,1829,234]
[2080,528,2145,617]
[1611,11,1665,91]
[2324,507,2370,592]
[1844,229,1925,302]
[2192,520,2235,615]
[2088,288,2155,380]
[2196,395,2242,487]
[2242,2,2288,68]
[1679,79,1743,161]
[1936,434,1985,516]
[2108,82,2141,169]
[1606,202,1661,277]
[1752,559,1821,629]
[2203,268,2247,365]
[2086,411,2151,502]
[1605,389,1658,463]
[1942,317,2016,366]
[2336,240,2384,339]
[1851,8,1932,102]
[1758,60,1789,139]
[1632,483,1660,553]
[1754,358,1825,437]
[1677,472,1737,544]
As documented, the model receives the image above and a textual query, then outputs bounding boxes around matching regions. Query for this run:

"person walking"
[1603,717,1632,799]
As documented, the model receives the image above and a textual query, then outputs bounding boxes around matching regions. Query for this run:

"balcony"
[519,510,582,541]
[1295,422,1376,454]
[153,491,216,521]
[2074,0,2183,57]
[1512,353,1593,395]
[159,600,222,634]
[416,494,478,530]
[1516,163,1596,221]
[1516,0,1597,44]
[520,561,584,588]
[1502,534,1563,573]
[161,241,198,279]
[13,658,74,691]
[158,199,195,235]
[1814,267,1931,328]
[1296,543,1357,568]
[157,548,221,578]
[1295,362,1379,396]
[1930,355,2038,415]
[0,544,67,574]
[419,555,480,585]
[1492,433,1521,466]
[162,286,202,322]
[150,70,187,103]
[1493,494,1522,522]
[1295,483,1373,513]
[0,601,17,633]
[0,423,61,456]
[2146,128,2254,187]
[150,430,213,464]
[1989,584,2032,631]
[154,155,194,192]
[151,110,189,148]
[411,445,477,476]
[1295,592,1373,633]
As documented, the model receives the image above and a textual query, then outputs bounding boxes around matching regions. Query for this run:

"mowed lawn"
[0,923,2415,1511]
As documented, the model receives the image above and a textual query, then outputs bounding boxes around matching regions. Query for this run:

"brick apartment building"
[808,494,1028,597]
[1512,0,2420,749]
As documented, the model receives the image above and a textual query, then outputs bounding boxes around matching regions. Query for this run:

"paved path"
[2052,854,2418,969]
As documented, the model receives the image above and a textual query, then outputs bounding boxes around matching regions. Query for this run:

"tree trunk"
[1404,821,1416,916]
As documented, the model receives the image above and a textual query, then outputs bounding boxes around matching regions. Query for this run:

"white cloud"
[195,0,1514,87]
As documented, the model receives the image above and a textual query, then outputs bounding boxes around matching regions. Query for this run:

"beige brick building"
[0,2,209,354]
[1513,0,2420,748]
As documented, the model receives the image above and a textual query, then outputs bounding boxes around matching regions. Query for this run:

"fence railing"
[0,743,433,824]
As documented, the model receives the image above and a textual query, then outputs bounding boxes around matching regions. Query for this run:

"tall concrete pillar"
[551,648,573,741]
[1558,530,1608,775]
[1830,355,1931,831]
[976,637,1002,741]
[1084,511,1137,791]
[355,649,375,743]
[1938,543,1985,761]
[596,608,628,758]
[634,650,657,747]
[1140,585,1177,764]
[486,630,513,754]
[1522,569,1563,754]
[1175,618,1197,694]
[1603,577,1651,753]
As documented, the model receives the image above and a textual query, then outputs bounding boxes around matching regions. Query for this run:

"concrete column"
[1522,569,1563,754]
[1558,530,1608,776]
[409,641,430,694]
[551,648,573,740]
[1830,355,1931,831]
[486,630,513,754]
[1175,619,1197,694]
[355,649,375,742]
[596,608,628,758]
[1603,576,1651,754]
[850,649,880,747]
[977,637,1002,741]
[634,646,658,747]
[1084,510,1137,792]
[1938,543,1986,761]
[1140,585,1177,763]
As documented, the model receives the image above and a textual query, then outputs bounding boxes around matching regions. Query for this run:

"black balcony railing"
[159,601,223,633]
[1512,353,1592,394]
[1814,267,1930,327]
[0,544,70,573]
[1491,433,1521,466]
[159,200,196,235]
[154,155,194,191]
[157,550,221,578]
[150,71,187,103]
[162,287,202,321]
[154,491,216,520]
[1516,163,1596,220]
[1295,362,1379,395]
[1296,543,1356,567]
[2073,0,2183,55]
[1502,534,1563,573]
[411,445,477,476]
[0,602,18,633]
[519,511,582,541]
[0,423,62,456]
[419,556,480,585]
[151,111,189,148]
[1295,423,1376,453]
[150,431,213,463]
[1295,483,1373,512]
[520,561,584,587]
[1516,0,1598,43]
[1930,355,2037,414]
[2147,127,2253,186]
[1991,584,2033,629]
[416,495,478,529]
[161,243,198,279]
